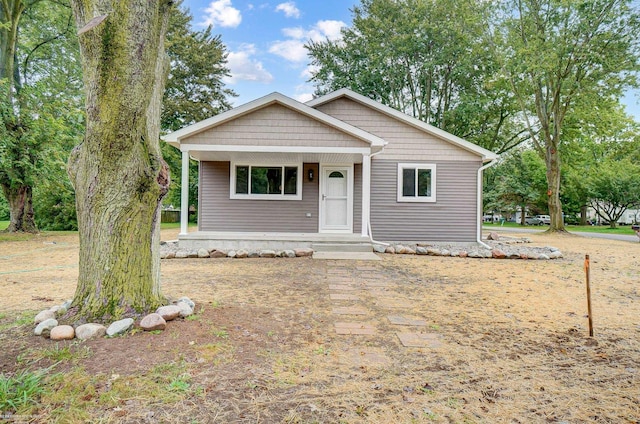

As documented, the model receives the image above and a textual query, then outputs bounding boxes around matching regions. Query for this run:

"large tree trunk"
[68,0,171,322]
[1,184,37,232]
[546,143,566,232]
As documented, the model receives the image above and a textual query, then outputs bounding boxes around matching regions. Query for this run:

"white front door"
[320,166,353,232]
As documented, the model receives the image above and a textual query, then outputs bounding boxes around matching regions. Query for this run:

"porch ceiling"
[188,151,364,164]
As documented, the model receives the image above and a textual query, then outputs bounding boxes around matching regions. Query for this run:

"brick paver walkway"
[325,261,442,366]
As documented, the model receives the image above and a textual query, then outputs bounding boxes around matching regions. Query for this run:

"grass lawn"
[0,220,7,231]
[483,221,637,235]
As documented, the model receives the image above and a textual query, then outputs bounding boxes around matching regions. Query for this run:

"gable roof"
[306,88,498,162]
[162,92,386,151]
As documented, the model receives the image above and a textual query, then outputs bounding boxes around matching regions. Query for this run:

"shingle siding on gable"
[182,104,369,148]
[369,159,479,242]
[315,98,480,162]
[198,161,320,232]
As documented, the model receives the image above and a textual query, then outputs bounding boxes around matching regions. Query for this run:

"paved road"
[483,226,640,243]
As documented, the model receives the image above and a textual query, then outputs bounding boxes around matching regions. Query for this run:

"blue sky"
[182,0,359,105]
[182,0,640,120]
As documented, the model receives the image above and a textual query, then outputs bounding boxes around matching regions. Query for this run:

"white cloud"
[269,20,347,63]
[269,39,309,63]
[275,2,301,18]
[224,44,274,84]
[202,0,242,28]
[294,84,315,103]
[294,92,314,103]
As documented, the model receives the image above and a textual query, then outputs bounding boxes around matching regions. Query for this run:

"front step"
[311,242,373,253]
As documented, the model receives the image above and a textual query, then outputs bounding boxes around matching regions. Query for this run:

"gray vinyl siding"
[315,98,480,162]
[183,104,369,149]
[353,163,362,234]
[370,159,479,242]
[199,162,320,232]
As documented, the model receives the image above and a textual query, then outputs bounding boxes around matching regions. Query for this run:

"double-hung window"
[231,163,302,200]
[397,163,436,202]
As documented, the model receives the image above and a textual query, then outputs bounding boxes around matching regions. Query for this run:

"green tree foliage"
[496,0,640,231]
[485,150,547,223]
[588,158,640,228]
[161,1,235,212]
[306,0,527,153]
[0,0,82,232]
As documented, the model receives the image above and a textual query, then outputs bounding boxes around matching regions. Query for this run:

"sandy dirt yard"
[0,229,638,423]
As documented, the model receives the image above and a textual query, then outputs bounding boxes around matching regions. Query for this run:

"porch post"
[180,150,189,236]
[361,154,371,237]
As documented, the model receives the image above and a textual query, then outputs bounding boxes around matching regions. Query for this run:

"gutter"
[477,158,498,249]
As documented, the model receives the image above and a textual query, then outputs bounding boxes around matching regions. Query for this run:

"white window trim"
[230,162,303,200]
[397,163,436,203]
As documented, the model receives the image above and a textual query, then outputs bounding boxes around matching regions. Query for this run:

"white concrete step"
[311,242,373,253]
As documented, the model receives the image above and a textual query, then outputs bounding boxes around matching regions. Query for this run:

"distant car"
[525,217,544,226]
[535,215,551,225]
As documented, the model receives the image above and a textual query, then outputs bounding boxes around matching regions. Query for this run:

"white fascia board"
[162,91,386,150]
[179,144,371,155]
[307,88,498,162]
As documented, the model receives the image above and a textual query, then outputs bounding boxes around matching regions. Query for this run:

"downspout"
[367,149,390,247]
[477,158,498,249]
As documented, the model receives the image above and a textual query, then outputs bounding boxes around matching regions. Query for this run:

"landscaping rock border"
[32,297,196,341]
[160,235,563,261]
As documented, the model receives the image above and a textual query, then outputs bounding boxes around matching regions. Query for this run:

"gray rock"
[34,318,58,337]
[187,250,199,258]
[34,309,56,324]
[294,248,314,257]
[139,313,166,331]
[50,325,75,340]
[548,251,563,259]
[538,254,550,260]
[259,250,276,258]
[61,299,73,310]
[283,250,296,258]
[247,251,260,258]
[156,305,182,321]
[75,323,107,340]
[227,250,237,258]
[440,249,450,256]
[197,248,210,258]
[175,250,189,259]
[165,251,176,259]
[177,297,195,309]
[160,251,168,259]
[385,246,396,254]
[176,301,194,318]
[403,247,416,254]
[209,249,227,258]
[235,249,249,258]
[373,245,387,253]
[426,248,441,256]
[415,246,428,255]
[106,318,134,337]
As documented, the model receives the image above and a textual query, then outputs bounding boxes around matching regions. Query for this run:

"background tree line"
[0,0,234,231]
[307,0,640,230]
[2,0,640,233]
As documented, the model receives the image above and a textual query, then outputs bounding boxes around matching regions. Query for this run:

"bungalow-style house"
[162,89,498,251]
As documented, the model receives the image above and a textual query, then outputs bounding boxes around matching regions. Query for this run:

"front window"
[397,163,436,202]
[231,164,302,200]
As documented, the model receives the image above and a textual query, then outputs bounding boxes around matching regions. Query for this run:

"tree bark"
[68,0,171,322]
[1,184,37,232]
[545,142,566,231]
